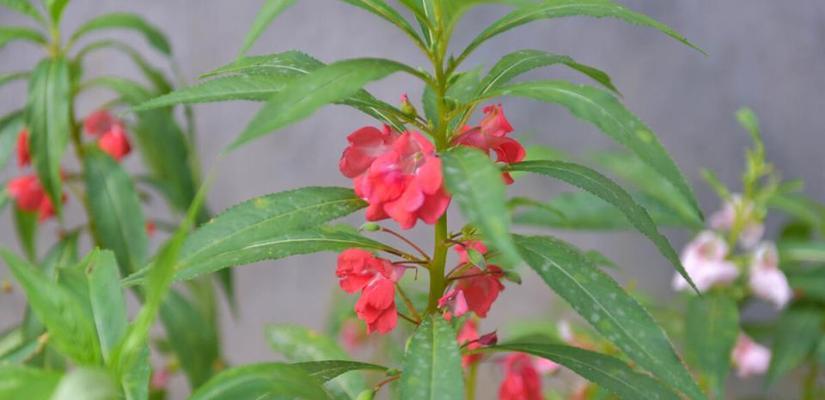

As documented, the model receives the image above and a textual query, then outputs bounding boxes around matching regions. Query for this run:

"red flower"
[353,131,450,229]
[97,126,132,161]
[454,265,505,318]
[16,129,30,167]
[145,221,157,237]
[498,353,543,400]
[336,249,393,293]
[7,174,62,221]
[438,288,468,320]
[84,109,122,136]
[339,125,398,178]
[455,240,488,265]
[354,278,397,334]
[458,319,481,367]
[452,105,525,184]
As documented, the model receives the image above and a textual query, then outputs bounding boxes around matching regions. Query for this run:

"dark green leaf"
[0,112,24,170]
[492,343,680,400]
[787,266,825,302]
[136,74,292,107]
[515,235,704,400]
[75,40,172,92]
[341,0,426,49]
[509,160,695,290]
[0,26,46,50]
[399,315,464,400]
[0,365,62,400]
[189,363,330,400]
[239,0,297,55]
[768,305,824,383]
[486,80,702,220]
[12,206,37,261]
[159,289,221,388]
[70,12,172,55]
[684,294,738,398]
[26,58,72,213]
[442,147,521,267]
[50,368,119,400]
[85,249,128,364]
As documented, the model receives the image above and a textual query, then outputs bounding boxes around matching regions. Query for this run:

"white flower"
[732,334,771,378]
[709,194,764,249]
[557,320,574,343]
[672,231,740,292]
[748,242,793,309]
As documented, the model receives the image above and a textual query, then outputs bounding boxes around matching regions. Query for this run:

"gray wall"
[2,1,824,398]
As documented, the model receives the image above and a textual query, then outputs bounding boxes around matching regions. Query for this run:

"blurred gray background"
[1,1,824,398]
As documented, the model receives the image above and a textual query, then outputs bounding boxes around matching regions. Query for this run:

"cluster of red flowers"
[335,249,402,334]
[84,109,132,161]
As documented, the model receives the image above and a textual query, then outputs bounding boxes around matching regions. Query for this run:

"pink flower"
[97,125,132,161]
[354,131,450,229]
[145,221,157,237]
[339,125,398,178]
[498,353,544,400]
[150,368,169,390]
[354,278,397,334]
[457,319,481,367]
[452,105,525,184]
[340,319,368,352]
[16,129,30,167]
[748,243,792,309]
[336,249,393,294]
[732,334,771,378]
[83,109,123,136]
[454,265,505,318]
[709,195,764,249]
[438,288,468,320]
[455,240,488,265]
[7,174,63,221]
[672,231,739,292]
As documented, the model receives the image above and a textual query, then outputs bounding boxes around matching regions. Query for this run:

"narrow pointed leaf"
[487,80,702,220]
[442,147,521,267]
[13,206,38,261]
[44,0,69,23]
[399,315,464,400]
[159,289,221,387]
[0,112,25,174]
[190,363,330,400]
[0,0,45,23]
[492,343,680,400]
[508,160,695,290]
[684,294,738,398]
[294,361,386,383]
[86,250,128,364]
[76,40,172,92]
[0,26,46,49]
[71,13,172,55]
[239,0,297,55]
[515,235,704,400]
[341,0,425,48]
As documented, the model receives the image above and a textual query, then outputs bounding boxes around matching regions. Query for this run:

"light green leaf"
[231,58,416,150]
[267,324,367,398]
[442,147,521,267]
[0,365,61,400]
[70,12,172,55]
[26,57,71,213]
[85,249,127,364]
[239,0,297,55]
[0,26,46,50]
[136,74,291,107]
[0,0,45,23]
[479,49,617,95]
[190,363,330,400]
[508,160,695,290]
[459,0,703,63]
[399,315,464,400]
[492,343,680,400]
[84,149,149,275]
[50,368,119,400]
[159,289,221,388]
[44,0,69,23]
[515,235,704,400]
[768,305,824,383]
[684,294,738,398]
[0,71,29,89]
[0,249,101,365]
[487,80,702,220]
[294,360,387,383]
[779,241,825,264]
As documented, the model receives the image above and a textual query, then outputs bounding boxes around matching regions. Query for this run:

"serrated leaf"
[479,49,617,95]
[190,363,330,400]
[0,365,62,400]
[85,249,128,364]
[0,26,46,50]
[84,149,148,275]
[442,147,521,267]
[0,0,45,23]
[459,0,703,63]
[239,0,297,55]
[50,368,119,400]
[231,58,414,150]
[0,249,102,365]
[768,305,824,383]
[399,315,464,400]
[70,12,172,55]
[508,160,695,290]
[684,294,738,398]
[515,235,704,400]
[267,324,368,398]
[487,80,702,220]
[159,289,220,388]
[492,343,680,400]
[26,58,71,213]
[136,74,292,107]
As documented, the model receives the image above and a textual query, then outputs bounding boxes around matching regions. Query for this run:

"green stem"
[466,362,478,400]
[427,215,449,313]
[803,362,819,400]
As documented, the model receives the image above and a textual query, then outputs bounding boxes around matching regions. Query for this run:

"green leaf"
[684,294,738,398]
[0,365,62,400]
[0,249,101,365]
[0,71,29,89]
[787,266,825,302]
[189,363,331,400]
[515,235,704,400]
[768,305,825,383]
[70,12,172,55]
[85,249,128,364]
[239,0,297,55]
[50,368,119,400]
[294,360,387,383]
[486,80,702,220]
[508,160,695,290]
[0,112,24,171]
[75,40,172,92]
[459,0,703,63]
[399,315,464,400]
[479,49,617,95]
[84,149,149,274]
[492,343,680,400]
[12,206,37,262]
[0,26,46,50]
[442,147,521,267]
[26,58,72,213]
[44,0,69,23]
[231,58,415,150]
[0,0,46,23]
[159,289,221,388]
[779,241,825,264]
[267,324,368,398]
[341,0,426,49]
[136,74,292,107]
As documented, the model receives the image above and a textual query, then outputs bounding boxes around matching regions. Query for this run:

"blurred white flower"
[672,231,740,292]
[748,242,793,309]
[709,194,764,249]
[732,334,771,378]
[557,320,574,343]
